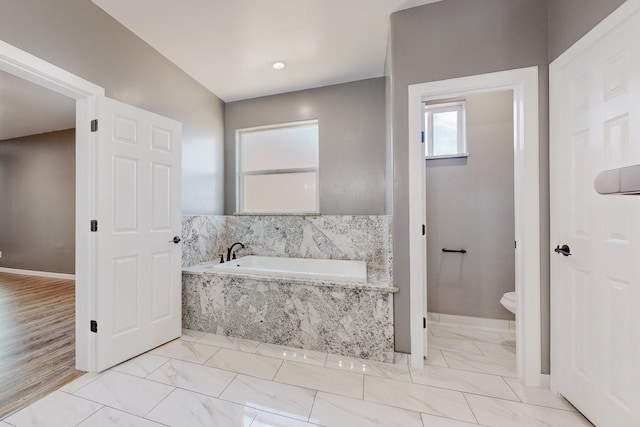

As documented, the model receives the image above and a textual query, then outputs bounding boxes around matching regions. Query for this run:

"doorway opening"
[0,39,105,375]
[408,67,542,386]
[425,90,515,324]
[0,40,103,415]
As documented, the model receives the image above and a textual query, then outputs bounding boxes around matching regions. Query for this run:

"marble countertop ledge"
[182,268,398,293]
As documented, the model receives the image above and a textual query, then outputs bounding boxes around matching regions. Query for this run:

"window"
[424,101,467,159]
[237,120,319,213]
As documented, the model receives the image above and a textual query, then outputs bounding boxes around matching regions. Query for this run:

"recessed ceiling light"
[271,61,287,70]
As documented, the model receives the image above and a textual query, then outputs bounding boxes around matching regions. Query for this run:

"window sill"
[426,152,469,160]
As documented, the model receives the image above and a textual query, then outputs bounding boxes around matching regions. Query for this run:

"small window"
[424,102,467,159]
[237,120,319,213]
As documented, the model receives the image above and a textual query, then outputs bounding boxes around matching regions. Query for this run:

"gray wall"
[0,0,224,215]
[224,78,386,215]
[426,91,515,320]
[388,0,549,370]
[0,130,75,274]
[548,0,627,61]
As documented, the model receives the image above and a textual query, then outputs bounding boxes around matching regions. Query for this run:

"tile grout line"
[502,375,524,404]
[307,390,319,424]
[143,357,173,379]
[70,401,104,427]
[141,387,178,420]
[212,370,239,398]
[461,392,481,425]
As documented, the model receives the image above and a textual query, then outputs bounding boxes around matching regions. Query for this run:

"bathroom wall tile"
[503,377,577,411]
[363,376,476,423]
[309,391,424,427]
[324,354,412,382]
[5,391,102,427]
[111,353,169,378]
[274,361,364,399]
[441,351,517,378]
[205,348,283,380]
[146,388,258,427]
[224,215,392,279]
[255,343,328,366]
[73,371,174,417]
[220,375,316,421]
[410,365,518,400]
[147,359,237,397]
[465,393,593,427]
[181,215,227,267]
[150,339,220,364]
[77,407,165,427]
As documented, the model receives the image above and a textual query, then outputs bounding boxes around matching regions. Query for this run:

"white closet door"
[551,4,640,426]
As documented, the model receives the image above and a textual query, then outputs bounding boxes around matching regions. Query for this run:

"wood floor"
[0,272,83,419]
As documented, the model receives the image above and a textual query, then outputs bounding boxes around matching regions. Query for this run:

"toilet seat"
[500,291,516,314]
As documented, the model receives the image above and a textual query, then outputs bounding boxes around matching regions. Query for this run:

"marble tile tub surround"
[183,272,396,362]
[182,215,393,283]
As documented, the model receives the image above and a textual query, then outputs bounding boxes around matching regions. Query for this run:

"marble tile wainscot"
[183,270,397,363]
[181,215,393,284]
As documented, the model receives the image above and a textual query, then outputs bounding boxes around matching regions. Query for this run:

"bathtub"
[203,255,367,283]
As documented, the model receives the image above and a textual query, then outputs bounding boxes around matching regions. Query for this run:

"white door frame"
[549,0,640,395]
[408,67,541,386]
[0,39,105,371]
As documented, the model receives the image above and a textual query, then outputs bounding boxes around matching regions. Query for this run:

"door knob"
[170,236,181,244]
[554,244,571,256]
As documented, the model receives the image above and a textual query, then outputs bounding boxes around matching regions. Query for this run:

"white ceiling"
[0,70,75,142]
[91,0,441,102]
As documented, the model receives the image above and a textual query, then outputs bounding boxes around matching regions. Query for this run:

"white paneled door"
[550,3,640,426]
[95,97,182,371]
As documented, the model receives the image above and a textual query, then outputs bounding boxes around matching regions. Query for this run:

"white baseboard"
[428,312,515,330]
[0,267,75,280]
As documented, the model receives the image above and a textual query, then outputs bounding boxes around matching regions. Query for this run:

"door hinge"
[422,224,426,236]
[515,240,517,249]
[90,320,98,333]
[421,131,425,143]
[423,317,427,329]
[91,119,98,132]
[90,220,98,232]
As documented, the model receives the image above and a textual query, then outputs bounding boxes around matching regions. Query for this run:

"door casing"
[408,67,541,386]
[0,39,104,371]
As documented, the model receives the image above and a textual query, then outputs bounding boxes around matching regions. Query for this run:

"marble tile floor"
[1,321,594,427]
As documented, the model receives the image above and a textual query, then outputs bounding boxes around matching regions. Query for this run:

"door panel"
[551,5,640,426]
[95,97,182,371]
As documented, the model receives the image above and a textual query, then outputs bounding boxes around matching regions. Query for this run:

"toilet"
[500,291,516,314]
